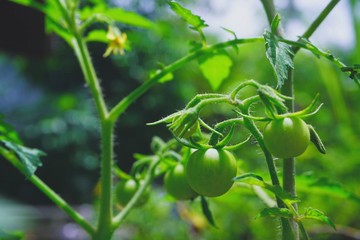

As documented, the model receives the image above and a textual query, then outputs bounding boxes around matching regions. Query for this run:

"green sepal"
[200,196,217,228]
[308,125,326,154]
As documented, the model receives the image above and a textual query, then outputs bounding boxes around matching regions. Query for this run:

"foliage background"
[0,0,359,239]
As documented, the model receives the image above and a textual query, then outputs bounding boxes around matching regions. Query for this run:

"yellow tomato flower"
[103,26,127,57]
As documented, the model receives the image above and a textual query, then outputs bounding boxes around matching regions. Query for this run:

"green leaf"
[200,196,217,227]
[85,29,108,43]
[297,172,360,202]
[1,141,45,178]
[168,1,208,31]
[302,207,336,230]
[199,53,233,91]
[0,228,24,240]
[234,173,299,205]
[264,30,294,88]
[80,5,155,29]
[0,117,22,144]
[256,207,293,219]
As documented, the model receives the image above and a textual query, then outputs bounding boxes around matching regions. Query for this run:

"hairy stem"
[260,0,298,238]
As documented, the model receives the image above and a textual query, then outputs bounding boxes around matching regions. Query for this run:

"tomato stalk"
[260,0,340,239]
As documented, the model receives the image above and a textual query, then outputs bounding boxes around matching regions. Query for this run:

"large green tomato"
[115,179,149,207]
[186,148,237,197]
[164,163,198,200]
[263,117,310,159]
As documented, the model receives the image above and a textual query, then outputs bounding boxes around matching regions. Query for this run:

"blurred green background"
[0,0,359,239]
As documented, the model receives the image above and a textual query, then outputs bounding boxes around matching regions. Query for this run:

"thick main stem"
[259,0,298,238]
[95,120,114,240]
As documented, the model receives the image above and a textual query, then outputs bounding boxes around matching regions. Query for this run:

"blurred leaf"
[0,117,22,144]
[234,173,299,205]
[302,207,336,230]
[85,29,108,43]
[1,141,45,178]
[297,173,360,202]
[256,207,293,219]
[168,1,208,31]
[264,30,294,87]
[200,196,217,228]
[80,5,154,29]
[0,228,24,240]
[199,53,233,90]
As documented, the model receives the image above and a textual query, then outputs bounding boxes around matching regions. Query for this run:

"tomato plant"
[263,117,310,159]
[164,163,198,200]
[115,179,149,207]
[186,148,237,197]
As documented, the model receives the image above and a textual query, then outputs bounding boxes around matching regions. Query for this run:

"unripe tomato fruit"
[115,179,149,207]
[263,117,310,159]
[164,163,198,200]
[186,148,237,197]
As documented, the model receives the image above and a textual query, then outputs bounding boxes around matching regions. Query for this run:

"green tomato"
[172,120,199,138]
[164,163,198,200]
[115,179,149,207]
[186,148,237,197]
[263,117,310,159]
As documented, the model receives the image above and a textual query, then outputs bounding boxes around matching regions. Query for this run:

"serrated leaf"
[1,141,45,177]
[200,196,217,227]
[264,30,294,88]
[256,207,293,219]
[303,207,336,230]
[168,1,208,31]
[199,53,233,90]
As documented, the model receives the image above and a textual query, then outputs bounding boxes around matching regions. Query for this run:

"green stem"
[112,157,161,230]
[0,148,95,237]
[108,38,263,122]
[294,0,341,54]
[94,120,115,240]
[72,34,108,120]
[243,115,295,239]
[260,0,297,238]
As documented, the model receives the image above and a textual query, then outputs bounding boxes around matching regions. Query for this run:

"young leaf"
[85,30,108,43]
[1,141,45,178]
[302,207,336,230]
[308,125,326,154]
[256,207,293,219]
[168,1,208,31]
[200,196,217,227]
[199,53,233,91]
[264,30,294,88]
[270,14,281,33]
